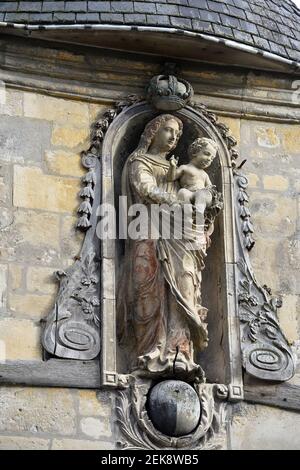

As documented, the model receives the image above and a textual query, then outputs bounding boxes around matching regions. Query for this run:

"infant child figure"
[167,137,218,214]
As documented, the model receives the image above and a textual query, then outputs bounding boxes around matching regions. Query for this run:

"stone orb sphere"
[147,380,201,437]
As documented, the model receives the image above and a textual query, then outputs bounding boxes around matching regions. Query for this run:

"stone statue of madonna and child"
[117,113,223,381]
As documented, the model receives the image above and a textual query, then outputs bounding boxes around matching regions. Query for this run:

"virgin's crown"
[147,74,194,111]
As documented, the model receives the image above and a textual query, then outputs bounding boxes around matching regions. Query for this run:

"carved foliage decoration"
[235,173,255,251]
[189,103,296,382]
[234,173,296,382]
[42,249,101,360]
[116,379,227,450]
[77,95,142,231]
[189,103,296,383]
[43,94,143,360]
[237,258,295,382]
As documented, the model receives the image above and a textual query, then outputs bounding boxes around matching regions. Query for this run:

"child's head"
[188,137,218,169]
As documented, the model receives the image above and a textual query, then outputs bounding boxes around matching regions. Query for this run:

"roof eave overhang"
[0,23,299,75]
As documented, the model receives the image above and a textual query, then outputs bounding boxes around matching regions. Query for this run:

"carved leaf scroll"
[236,173,255,250]
[116,379,227,450]
[43,94,143,359]
[77,95,142,231]
[235,174,296,382]
[42,249,101,360]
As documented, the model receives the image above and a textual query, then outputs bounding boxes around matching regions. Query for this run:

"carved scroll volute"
[192,100,296,384]
[42,137,101,359]
[42,97,142,360]
[234,171,296,382]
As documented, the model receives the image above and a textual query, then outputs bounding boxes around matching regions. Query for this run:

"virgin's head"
[136,114,183,156]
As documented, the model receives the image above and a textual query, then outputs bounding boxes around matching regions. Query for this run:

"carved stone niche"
[42,72,296,450]
[100,102,243,390]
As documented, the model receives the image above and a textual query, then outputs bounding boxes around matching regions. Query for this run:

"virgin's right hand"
[169,155,179,167]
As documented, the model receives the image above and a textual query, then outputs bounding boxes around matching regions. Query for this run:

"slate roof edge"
[0,21,299,72]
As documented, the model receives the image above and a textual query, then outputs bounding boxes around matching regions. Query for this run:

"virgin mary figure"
[117,114,220,380]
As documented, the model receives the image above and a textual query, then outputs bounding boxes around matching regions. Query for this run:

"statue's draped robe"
[117,152,208,376]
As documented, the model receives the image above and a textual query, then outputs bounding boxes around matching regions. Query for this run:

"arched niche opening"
[100,102,242,389]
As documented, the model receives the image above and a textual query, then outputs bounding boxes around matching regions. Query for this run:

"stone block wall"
[0,387,115,449]
[0,54,299,449]
[230,401,300,450]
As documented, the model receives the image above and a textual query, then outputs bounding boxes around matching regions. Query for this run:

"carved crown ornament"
[41,65,296,450]
[146,73,193,111]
